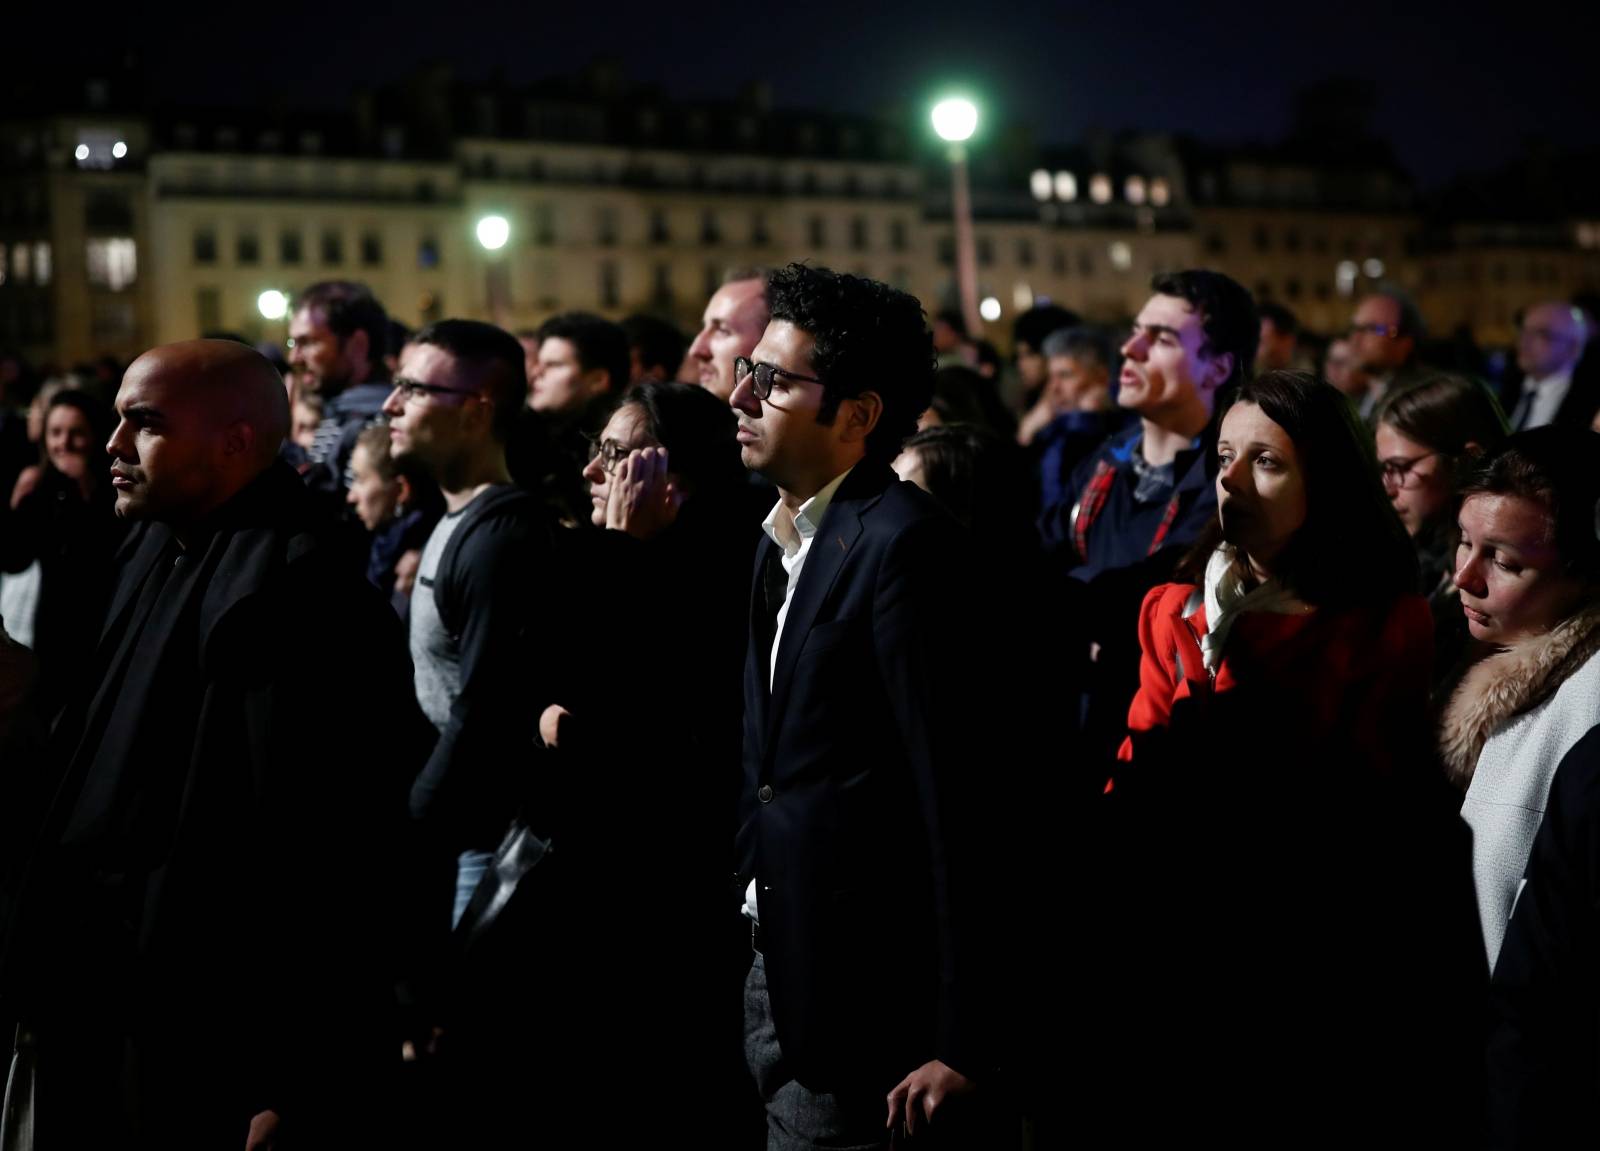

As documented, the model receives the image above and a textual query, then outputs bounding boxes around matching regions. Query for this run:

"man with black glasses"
[1349,285,1428,421]
[383,320,561,929]
[731,264,1000,1148]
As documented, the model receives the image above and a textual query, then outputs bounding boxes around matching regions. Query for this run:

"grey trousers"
[743,953,891,1151]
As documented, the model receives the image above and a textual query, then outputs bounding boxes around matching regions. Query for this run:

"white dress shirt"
[1515,369,1574,430]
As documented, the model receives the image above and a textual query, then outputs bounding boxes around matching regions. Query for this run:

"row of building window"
[0,242,52,287]
[1207,230,1388,258]
[1029,171,1172,208]
[577,208,911,252]
[0,240,138,291]
[193,229,441,271]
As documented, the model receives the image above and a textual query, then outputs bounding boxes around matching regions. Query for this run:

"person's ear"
[222,420,256,459]
[394,473,414,509]
[842,390,883,444]
[582,367,613,401]
[1201,352,1234,392]
[344,329,371,374]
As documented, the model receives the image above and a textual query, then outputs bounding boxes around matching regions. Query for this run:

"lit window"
[1150,178,1171,207]
[1030,169,1052,202]
[1336,260,1358,297]
[14,244,30,282]
[1054,171,1077,202]
[33,243,51,285]
[86,237,137,290]
[1109,241,1132,271]
[1125,176,1147,205]
[1363,258,1385,279]
[1089,174,1112,204]
[1013,282,1034,312]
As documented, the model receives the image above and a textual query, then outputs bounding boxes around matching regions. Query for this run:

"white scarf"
[1199,545,1313,674]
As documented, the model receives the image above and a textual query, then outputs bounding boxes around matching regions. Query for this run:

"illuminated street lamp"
[476,215,510,251]
[932,97,982,336]
[477,214,511,323]
[257,289,288,321]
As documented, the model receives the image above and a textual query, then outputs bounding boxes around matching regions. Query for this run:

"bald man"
[0,340,430,1148]
[1511,301,1594,431]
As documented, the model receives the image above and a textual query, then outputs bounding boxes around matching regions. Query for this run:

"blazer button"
[758,784,774,803]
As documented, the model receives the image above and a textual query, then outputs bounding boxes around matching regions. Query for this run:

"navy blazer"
[736,462,994,1093]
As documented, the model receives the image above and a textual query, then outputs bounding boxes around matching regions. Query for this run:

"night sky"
[24,0,1600,188]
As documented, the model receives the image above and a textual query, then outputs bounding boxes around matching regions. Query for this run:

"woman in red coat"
[1118,369,1432,777]
[1085,371,1481,1143]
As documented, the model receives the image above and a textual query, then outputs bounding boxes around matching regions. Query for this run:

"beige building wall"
[1417,244,1600,346]
[146,153,464,349]
[1190,207,1416,335]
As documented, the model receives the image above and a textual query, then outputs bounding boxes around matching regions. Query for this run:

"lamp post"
[932,97,982,337]
[476,214,510,325]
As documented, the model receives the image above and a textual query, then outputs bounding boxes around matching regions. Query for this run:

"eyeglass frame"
[583,434,655,474]
[1349,321,1401,339]
[389,377,487,405]
[1378,450,1444,490]
[733,356,823,400]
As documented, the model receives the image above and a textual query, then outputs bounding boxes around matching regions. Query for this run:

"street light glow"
[112,141,128,159]
[979,296,1002,322]
[931,98,978,143]
[257,289,288,320]
[476,215,510,251]
[74,144,90,161]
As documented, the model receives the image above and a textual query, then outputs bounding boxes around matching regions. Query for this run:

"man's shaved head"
[108,340,293,527]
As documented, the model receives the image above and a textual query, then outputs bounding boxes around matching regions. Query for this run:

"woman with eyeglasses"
[536,380,764,1140]
[1374,375,1510,691]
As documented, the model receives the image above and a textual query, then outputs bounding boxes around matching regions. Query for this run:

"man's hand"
[886,1059,975,1137]
[244,1109,280,1151]
[605,447,681,540]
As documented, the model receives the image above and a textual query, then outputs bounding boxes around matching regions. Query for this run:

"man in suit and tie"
[1508,301,1594,431]
[731,264,998,1148]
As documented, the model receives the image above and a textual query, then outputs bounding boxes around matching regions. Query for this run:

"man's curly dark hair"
[765,263,934,465]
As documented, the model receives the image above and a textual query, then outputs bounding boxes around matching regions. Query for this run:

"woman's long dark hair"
[625,380,745,498]
[1178,370,1418,606]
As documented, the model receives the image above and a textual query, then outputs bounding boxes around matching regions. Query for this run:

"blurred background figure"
[1349,285,1429,421]
[1508,301,1594,431]
[621,313,689,388]
[1016,326,1129,513]
[346,423,441,621]
[1322,336,1371,407]
[1010,303,1081,414]
[0,389,126,714]
[1256,302,1300,373]
[1373,375,1509,690]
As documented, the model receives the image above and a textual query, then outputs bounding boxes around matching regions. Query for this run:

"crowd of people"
[0,262,1597,1149]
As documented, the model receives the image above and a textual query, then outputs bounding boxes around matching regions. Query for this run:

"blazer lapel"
[765,494,866,744]
[748,534,778,734]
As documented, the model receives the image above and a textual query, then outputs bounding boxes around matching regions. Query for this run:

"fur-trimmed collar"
[1440,602,1600,787]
